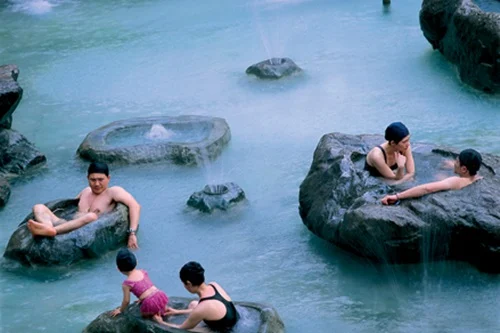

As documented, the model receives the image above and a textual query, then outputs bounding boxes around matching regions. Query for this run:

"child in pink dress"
[110,248,169,318]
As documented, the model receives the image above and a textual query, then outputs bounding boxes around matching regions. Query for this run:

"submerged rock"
[187,183,246,213]
[419,0,500,93]
[4,199,130,266]
[83,297,285,333]
[246,58,302,79]
[0,64,22,129]
[77,115,231,165]
[299,133,500,273]
[0,177,10,207]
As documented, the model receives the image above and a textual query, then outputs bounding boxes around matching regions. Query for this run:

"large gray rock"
[246,58,302,79]
[0,177,10,207]
[0,64,22,129]
[3,199,130,266]
[299,133,500,273]
[77,116,231,166]
[187,183,246,213]
[0,128,46,177]
[83,297,285,333]
[419,0,500,93]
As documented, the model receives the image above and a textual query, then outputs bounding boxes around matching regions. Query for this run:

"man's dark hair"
[385,122,410,144]
[88,162,109,176]
[116,248,137,272]
[459,149,482,176]
[179,261,205,286]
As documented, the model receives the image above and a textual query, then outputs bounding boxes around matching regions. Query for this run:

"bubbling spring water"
[144,124,172,140]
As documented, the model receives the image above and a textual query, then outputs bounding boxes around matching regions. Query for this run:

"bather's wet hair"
[116,248,137,272]
[87,162,109,176]
[180,261,205,286]
[459,149,482,176]
[385,122,410,144]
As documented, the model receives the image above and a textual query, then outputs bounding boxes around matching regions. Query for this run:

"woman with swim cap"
[365,122,415,181]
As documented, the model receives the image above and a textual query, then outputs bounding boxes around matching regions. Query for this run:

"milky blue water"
[1,0,500,332]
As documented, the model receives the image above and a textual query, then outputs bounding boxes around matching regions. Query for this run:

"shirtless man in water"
[381,149,482,205]
[27,162,141,249]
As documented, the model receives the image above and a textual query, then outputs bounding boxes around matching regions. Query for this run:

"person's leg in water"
[27,204,98,237]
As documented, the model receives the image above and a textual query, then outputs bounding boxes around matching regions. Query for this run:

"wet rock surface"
[0,177,10,207]
[299,132,500,272]
[420,0,500,93]
[187,182,246,213]
[246,58,302,79]
[0,64,22,129]
[4,199,130,266]
[83,297,285,333]
[78,115,231,165]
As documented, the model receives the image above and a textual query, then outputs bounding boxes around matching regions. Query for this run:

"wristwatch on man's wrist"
[127,228,137,235]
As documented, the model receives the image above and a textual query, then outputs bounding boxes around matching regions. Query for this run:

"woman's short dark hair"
[116,248,137,272]
[459,149,482,176]
[88,162,109,176]
[179,261,205,286]
[385,122,410,144]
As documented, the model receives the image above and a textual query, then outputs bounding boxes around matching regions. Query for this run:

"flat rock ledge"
[187,182,246,213]
[299,133,500,273]
[419,0,500,93]
[77,115,231,165]
[84,297,285,333]
[3,199,130,266]
[246,58,302,79]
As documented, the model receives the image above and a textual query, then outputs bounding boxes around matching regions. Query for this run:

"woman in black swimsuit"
[365,122,415,181]
[154,261,239,332]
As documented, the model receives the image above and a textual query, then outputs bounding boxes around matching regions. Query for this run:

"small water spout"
[145,124,172,140]
[203,184,229,195]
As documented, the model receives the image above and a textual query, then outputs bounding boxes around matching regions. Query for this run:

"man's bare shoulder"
[78,187,92,196]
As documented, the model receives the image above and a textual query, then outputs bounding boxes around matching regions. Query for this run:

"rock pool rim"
[203,184,229,195]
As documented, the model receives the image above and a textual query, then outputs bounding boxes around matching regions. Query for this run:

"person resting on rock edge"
[110,248,169,319]
[153,261,239,332]
[365,122,415,182]
[381,149,482,205]
[26,161,141,249]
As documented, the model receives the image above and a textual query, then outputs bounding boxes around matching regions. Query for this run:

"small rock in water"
[187,182,245,213]
[246,57,302,79]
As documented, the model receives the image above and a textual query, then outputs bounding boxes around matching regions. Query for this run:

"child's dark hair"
[88,161,109,176]
[459,149,482,176]
[116,248,137,272]
[179,261,205,286]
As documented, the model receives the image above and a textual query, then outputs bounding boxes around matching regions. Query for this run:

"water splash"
[144,124,172,140]
[8,0,56,15]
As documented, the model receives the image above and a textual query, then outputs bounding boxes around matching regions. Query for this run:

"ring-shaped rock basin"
[83,297,285,333]
[246,58,302,79]
[187,182,246,213]
[3,199,130,266]
[299,133,500,273]
[77,115,231,165]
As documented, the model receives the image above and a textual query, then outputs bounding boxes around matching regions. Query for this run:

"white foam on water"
[8,0,56,15]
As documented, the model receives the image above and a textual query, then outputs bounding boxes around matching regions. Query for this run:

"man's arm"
[111,186,141,249]
[381,177,460,205]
